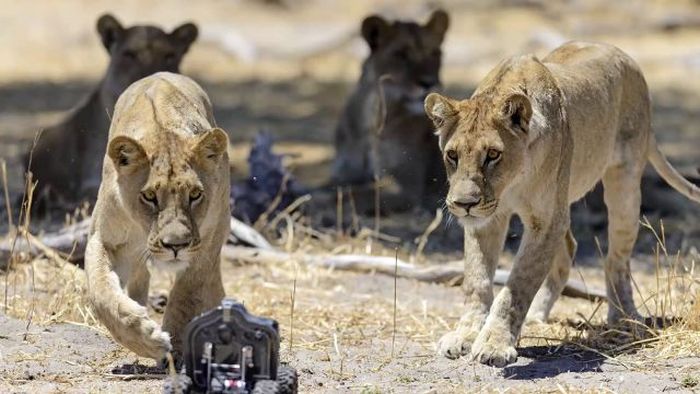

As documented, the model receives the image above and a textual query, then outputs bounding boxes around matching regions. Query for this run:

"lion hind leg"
[602,165,644,325]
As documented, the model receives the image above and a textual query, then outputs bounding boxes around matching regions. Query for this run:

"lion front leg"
[162,263,225,357]
[438,213,510,359]
[470,214,567,367]
[85,234,172,360]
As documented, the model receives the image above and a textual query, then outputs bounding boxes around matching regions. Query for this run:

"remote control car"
[163,299,298,394]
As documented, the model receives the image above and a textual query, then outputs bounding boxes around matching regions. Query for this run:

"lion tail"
[647,134,700,203]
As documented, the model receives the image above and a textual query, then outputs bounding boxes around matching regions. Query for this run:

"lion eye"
[140,190,158,207]
[446,149,458,166]
[189,189,202,203]
[485,149,502,165]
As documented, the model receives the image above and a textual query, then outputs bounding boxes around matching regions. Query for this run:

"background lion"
[27,14,198,213]
[331,9,449,212]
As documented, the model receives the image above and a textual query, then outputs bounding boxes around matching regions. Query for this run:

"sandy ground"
[1,0,700,393]
[1,255,699,393]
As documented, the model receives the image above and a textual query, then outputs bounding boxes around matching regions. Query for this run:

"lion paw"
[114,310,172,360]
[470,329,517,367]
[138,318,172,359]
[436,330,473,359]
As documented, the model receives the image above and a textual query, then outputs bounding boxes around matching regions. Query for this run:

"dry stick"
[414,208,443,261]
[641,216,678,327]
[391,247,398,358]
[660,218,666,254]
[1,160,12,229]
[0,159,12,309]
[283,215,294,252]
[266,194,311,231]
[336,186,343,237]
[347,187,359,235]
[654,243,661,322]
[370,74,392,253]
[255,172,290,230]
[289,268,297,355]
[22,179,38,341]
[659,221,673,321]
[670,250,681,318]
[5,130,41,312]
[641,215,668,256]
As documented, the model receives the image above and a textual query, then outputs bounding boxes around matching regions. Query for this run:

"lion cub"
[332,10,449,211]
[85,72,230,360]
[425,41,700,367]
[28,14,198,211]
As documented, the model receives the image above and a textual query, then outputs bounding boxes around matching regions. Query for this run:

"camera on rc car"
[163,299,298,394]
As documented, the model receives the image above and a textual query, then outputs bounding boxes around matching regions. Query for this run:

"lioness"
[425,41,700,367]
[331,10,449,211]
[85,72,230,360]
[28,14,198,210]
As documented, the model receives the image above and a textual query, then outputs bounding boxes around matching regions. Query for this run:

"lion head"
[96,14,198,111]
[107,126,229,272]
[360,9,449,113]
[424,91,533,225]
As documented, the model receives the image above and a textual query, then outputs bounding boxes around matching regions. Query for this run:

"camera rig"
[163,299,297,394]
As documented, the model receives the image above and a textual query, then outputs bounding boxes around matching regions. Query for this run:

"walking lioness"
[85,72,230,360]
[424,41,700,367]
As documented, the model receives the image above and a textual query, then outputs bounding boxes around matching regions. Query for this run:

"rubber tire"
[252,379,279,394]
[277,365,298,394]
[162,373,192,394]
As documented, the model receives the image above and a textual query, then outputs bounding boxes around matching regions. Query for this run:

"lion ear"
[425,9,449,40]
[192,128,229,162]
[425,93,459,150]
[108,136,148,173]
[502,93,532,134]
[361,15,391,52]
[425,93,458,128]
[96,14,124,52]
[170,22,198,50]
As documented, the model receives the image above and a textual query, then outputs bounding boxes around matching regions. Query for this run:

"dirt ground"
[1,0,700,393]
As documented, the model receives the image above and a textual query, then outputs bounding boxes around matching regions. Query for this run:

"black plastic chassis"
[183,299,280,393]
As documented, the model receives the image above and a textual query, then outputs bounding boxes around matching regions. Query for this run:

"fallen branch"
[1,219,607,301]
[0,220,90,266]
[221,245,607,301]
[229,217,272,249]
[1,217,272,268]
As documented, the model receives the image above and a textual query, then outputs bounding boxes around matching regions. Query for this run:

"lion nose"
[451,196,481,211]
[160,238,190,253]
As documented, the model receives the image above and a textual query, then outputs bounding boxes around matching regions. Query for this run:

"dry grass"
[1,184,699,391]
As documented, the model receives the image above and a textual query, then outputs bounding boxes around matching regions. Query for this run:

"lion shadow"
[504,316,684,380]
